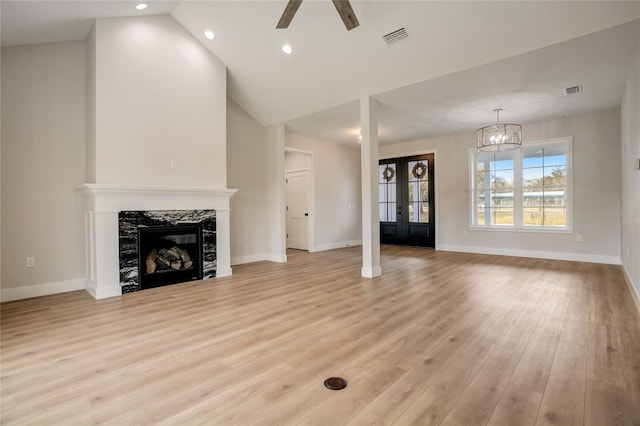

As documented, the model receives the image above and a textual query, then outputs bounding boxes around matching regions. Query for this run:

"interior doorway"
[379,153,435,248]
[285,150,313,251]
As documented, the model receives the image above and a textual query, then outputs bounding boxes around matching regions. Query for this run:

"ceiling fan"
[276,0,360,31]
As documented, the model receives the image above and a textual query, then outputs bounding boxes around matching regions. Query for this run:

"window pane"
[493,208,514,225]
[523,207,544,226]
[523,167,543,187]
[476,207,487,225]
[544,187,565,207]
[421,204,429,223]
[388,203,397,222]
[378,184,387,202]
[493,169,514,188]
[408,160,428,182]
[379,164,396,184]
[492,189,514,208]
[544,154,566,167]
[409,202,428,223]
[476,170,489,190]
[543,166,566,186]
[379,203,387,222]
[544,208,566,227]
[420,181,429,202]
[523,188,543,207]
[492,158,513,171]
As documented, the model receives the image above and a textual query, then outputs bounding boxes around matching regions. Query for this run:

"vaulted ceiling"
[2,1,639,144]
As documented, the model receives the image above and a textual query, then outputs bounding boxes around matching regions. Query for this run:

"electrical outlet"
[576,235,582,242]
[26,257,35,268]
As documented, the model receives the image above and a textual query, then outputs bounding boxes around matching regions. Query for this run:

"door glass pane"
[407,160,429,223]
[379,163,397,223]
[388,202,397,222]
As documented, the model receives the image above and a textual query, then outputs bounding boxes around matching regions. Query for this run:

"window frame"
[469,136,573,233]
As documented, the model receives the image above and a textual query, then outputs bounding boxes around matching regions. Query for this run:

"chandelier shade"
[476,109,522,152]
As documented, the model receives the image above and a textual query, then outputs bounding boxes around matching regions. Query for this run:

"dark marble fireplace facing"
[118,210,216,294]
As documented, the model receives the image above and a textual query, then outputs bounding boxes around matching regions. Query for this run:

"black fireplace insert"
[138,224,203,290]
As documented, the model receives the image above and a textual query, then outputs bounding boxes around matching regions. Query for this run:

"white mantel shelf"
[78,183,237,300]
[78,184,238,213]
[78,184,238,197]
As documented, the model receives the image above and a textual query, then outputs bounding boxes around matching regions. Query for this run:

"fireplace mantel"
[78,184,237,299]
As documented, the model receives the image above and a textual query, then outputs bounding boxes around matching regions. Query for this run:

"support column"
[360,97,382,278]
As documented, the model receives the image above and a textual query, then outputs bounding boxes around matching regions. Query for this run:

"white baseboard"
[231,253,287,266]
[1,278,86,302]
[622,265,640,316]
[266,253,288,263]
[437,244,621,265]
[311,240,362,253]
[84,279,122,300]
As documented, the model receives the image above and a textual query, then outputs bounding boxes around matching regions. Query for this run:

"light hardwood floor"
[1,247,639,425]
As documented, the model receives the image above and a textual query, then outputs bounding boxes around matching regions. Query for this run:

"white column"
[360,97,382,278]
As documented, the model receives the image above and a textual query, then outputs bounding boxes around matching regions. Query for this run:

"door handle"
[304,213,309,216]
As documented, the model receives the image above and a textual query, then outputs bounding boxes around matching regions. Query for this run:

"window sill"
[468,226,574,234]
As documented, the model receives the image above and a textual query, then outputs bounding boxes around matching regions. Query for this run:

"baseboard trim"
[1,278,86,302]
[622,265,640,316]
[437,244,621,265]
[311,240,362,253]
[231,253,287,266]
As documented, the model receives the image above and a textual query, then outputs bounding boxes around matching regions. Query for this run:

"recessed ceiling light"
[204,30,215,40]
[282,44,292,55]
[136,3,147,10]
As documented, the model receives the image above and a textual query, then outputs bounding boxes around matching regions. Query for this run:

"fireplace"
[79,185,235,300]
[118,209,217,294]
[138,224,203,290]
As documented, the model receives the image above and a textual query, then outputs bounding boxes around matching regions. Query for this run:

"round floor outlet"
[323,377,348,390]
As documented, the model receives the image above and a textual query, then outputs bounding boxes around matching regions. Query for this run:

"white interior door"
[286,170,310,250]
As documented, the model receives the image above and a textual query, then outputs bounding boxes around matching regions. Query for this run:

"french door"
[379,154,435,248]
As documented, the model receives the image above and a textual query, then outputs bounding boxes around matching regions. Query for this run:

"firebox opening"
[138,224,203,290]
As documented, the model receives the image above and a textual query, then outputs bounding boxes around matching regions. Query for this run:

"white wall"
[1,42,87,295]
[227,98,272,263]
[86,24,97,183]
[380,109,622,264]
[91,15,227,188]
[285,151,311,171]
[285,133,362,251]
[265,124,287,260]
[621,18,640,301]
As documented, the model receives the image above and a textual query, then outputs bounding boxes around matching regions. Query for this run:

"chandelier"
[476,108,522,151]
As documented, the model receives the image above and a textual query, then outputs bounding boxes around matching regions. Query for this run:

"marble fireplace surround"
[78,184,237,300]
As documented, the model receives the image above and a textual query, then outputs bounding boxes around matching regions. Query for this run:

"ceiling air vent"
[563,85,583,96]
[383,27,408,45]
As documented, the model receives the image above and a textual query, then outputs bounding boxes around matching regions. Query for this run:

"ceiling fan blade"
[276,0,303,29]
[332,0,359,31]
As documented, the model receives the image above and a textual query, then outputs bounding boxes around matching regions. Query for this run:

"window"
[470,137,572,231]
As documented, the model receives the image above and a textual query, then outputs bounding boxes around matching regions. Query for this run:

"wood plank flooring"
[1,247,639,425]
